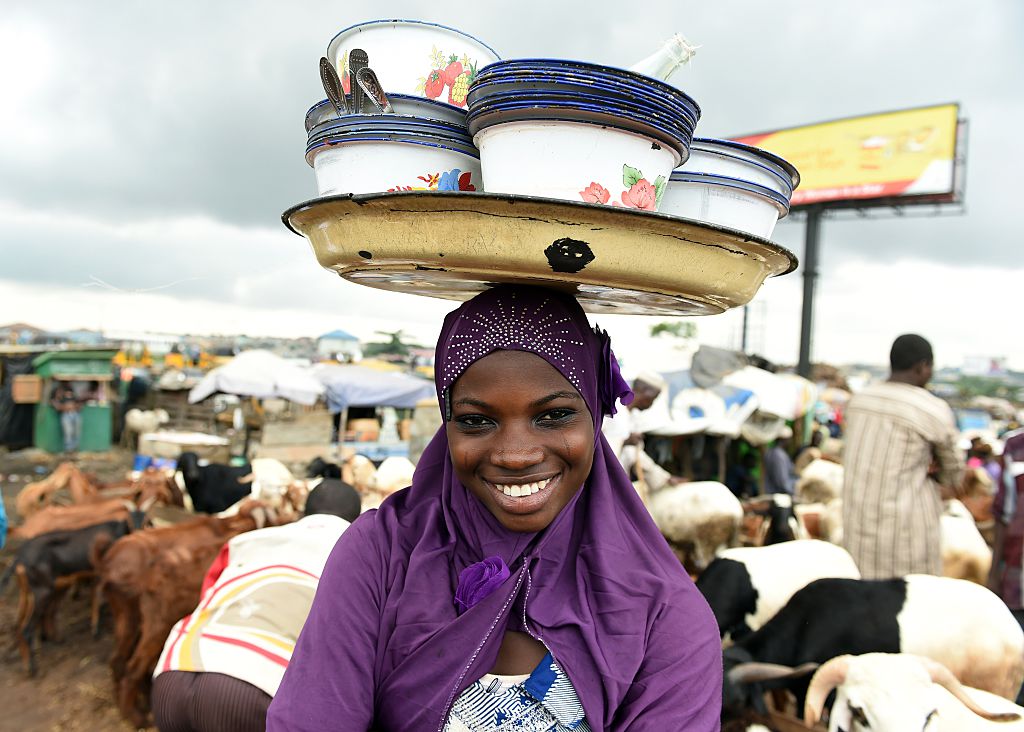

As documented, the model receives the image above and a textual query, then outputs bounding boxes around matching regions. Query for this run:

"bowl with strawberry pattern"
[326,20,500,109]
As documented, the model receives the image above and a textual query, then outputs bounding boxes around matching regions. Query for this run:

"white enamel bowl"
[475,121,680,210]
[660,172,789,239]
[680,138,799,199]
[326,20,500,109]
[307,137,481,197]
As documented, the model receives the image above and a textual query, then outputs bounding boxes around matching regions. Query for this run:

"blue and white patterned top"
[444,652,591,732]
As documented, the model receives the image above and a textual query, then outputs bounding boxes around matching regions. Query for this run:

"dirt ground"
[0,448,141,731]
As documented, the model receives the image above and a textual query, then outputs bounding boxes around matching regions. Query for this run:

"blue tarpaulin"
[313,365,434,414]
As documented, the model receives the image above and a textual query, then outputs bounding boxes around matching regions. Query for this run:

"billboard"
[961,356,1008,377]
[733,103,962,208]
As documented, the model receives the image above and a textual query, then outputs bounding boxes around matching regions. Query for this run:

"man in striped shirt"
[843,334,963,580]
[151,482,356,732]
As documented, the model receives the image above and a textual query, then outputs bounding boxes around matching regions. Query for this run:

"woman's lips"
[485,475,558,514]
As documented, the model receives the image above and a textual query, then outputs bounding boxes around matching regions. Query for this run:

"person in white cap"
[603,371,683,501]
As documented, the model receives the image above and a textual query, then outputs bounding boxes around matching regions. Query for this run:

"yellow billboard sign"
[733,103,960,207]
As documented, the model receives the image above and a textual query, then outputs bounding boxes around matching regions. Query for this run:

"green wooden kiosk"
[33,349,117,453]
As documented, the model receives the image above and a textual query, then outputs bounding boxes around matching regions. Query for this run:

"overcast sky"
[2,0,1021,370]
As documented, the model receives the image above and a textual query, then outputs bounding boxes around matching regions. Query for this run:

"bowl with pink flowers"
[466,59,699,211]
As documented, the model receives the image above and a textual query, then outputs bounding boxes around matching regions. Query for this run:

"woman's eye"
[454,414,493,429]
[538,408,576,425]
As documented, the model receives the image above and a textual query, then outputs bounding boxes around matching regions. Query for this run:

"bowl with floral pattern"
[305,118,480,197]
[326,20,500,109]
[466,59,698,210]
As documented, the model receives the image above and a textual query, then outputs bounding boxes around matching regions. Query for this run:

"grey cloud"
[1,0,1021,307]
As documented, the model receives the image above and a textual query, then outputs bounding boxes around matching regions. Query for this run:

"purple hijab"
[267,286,721,731]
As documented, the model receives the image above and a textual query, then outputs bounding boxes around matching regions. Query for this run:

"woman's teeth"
[496,478,552,497]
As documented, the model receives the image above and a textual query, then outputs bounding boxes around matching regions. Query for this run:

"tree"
[649,321,697,340]
[362,330,419,358]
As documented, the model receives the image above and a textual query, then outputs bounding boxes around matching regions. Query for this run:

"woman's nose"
[491,437,544,470]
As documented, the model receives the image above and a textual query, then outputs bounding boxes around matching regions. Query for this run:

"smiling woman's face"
[446,350,596,533]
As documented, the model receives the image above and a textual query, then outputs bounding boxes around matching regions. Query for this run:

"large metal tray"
[282,191,797,316]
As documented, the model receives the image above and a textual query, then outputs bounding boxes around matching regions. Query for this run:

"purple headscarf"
[267,286,721,732]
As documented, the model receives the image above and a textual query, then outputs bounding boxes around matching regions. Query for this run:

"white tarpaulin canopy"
[312,365,435,413]
[645,370,760,437]
[722,367,818,421]
[188,350,324,405]
[621,363,816,440]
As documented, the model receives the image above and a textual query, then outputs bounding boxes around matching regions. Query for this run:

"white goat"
[648,481,743,572]
[941,499,992,585]
[805,653,1024,731]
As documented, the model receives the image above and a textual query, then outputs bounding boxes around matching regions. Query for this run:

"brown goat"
[14,462,77,519]
[11,469,183,541]
[12,499,144,541]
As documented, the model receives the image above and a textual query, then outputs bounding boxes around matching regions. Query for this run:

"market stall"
[31,348,117,453]
[313,364,435,460]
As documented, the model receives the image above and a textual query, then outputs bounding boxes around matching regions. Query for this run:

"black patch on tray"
[358,250,372,259]
[544,238,595,273]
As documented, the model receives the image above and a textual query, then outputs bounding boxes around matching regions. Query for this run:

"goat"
[4,517,142,675]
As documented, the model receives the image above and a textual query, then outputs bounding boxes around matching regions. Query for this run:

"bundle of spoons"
[319,51,394,115]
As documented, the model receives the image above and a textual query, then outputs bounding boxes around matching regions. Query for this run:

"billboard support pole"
[797,206,822,378]
[741,305,749,353]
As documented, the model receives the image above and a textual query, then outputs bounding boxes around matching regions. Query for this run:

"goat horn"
[728,661,819,684]
[804,656,851,725]
[918,656,1021,722]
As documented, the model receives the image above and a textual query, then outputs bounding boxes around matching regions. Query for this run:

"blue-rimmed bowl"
[475,58,702,116]
[466,99,692,156]
[468,76,699,129]
[326,20,500,109]
[680,138,800,199]
[464,59,699,208]
[305,119,481,197]
[466,92,695,150]
[473,60,701,122]
[306,113,474,148]
[304,94,469,132]
[661,171,790,238]
[467,59,699,159]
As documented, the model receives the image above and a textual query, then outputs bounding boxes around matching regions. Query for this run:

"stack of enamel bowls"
[466,59,700,211]
[305,94,482,196]
[660,138,801,239]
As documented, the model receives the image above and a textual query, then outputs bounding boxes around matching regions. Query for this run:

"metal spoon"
[348,48,369,114]
[355,67,393,113]
[319,56,349,115]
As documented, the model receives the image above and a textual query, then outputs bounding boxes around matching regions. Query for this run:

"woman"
[267,286,721,731]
